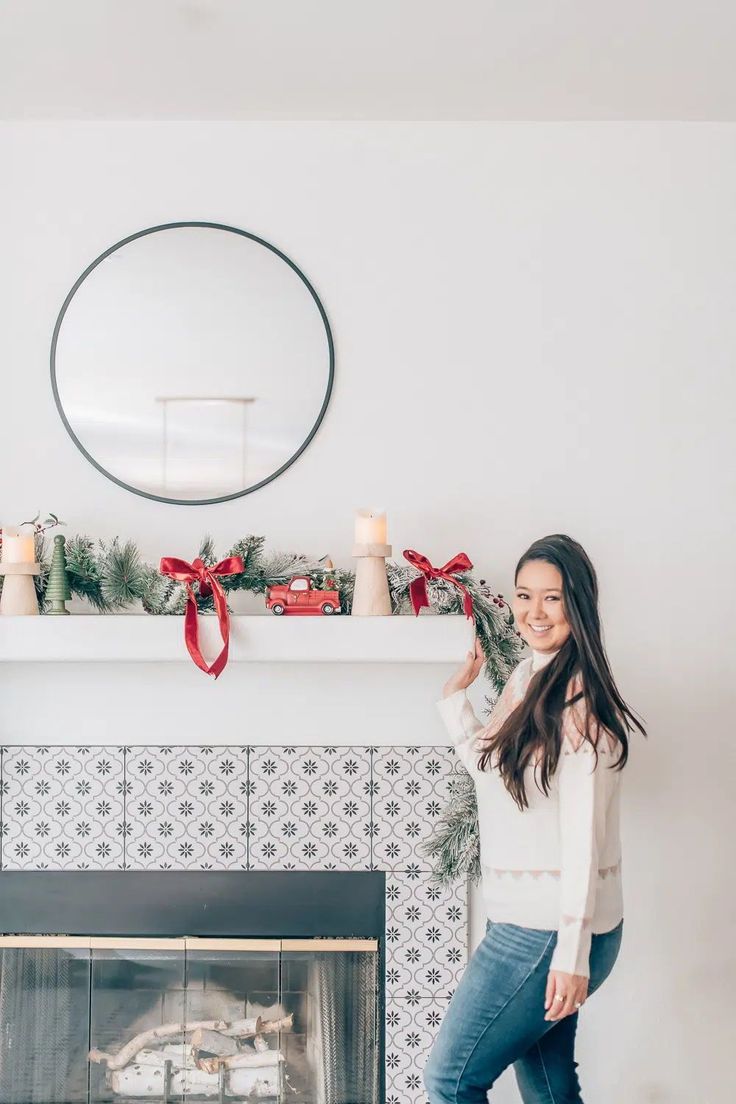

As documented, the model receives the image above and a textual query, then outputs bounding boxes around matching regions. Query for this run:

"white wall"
[1,122,734,1102]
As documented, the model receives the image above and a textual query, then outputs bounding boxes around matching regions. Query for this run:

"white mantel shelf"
[0,614,474,664]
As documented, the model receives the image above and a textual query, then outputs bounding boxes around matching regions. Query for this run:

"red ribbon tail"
[208,579,231,680]
[183,586,210,675]
[408,576,430,617]
[161,555,241,678]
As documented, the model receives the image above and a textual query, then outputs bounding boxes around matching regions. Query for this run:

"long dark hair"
[476,534,647,811]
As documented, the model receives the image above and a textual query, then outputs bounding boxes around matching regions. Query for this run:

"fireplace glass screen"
[0,937,379,1104]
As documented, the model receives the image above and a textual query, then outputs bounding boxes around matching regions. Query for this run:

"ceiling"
[2,0,735,120]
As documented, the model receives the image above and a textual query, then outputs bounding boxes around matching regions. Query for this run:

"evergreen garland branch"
[65,536,116,612]
[417,768,481,886]
[100,539,148,608]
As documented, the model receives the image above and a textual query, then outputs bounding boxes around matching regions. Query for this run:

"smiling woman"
[513,560,568,654]
[426,533,647,1103]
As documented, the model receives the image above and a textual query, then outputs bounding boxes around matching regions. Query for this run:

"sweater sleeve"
[435,689,485,772]
[549,680,612,979]
[435,661,528,772]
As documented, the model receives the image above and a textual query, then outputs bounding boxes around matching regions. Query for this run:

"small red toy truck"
[265,575,342,616]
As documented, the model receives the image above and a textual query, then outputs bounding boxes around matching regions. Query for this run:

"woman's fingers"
[544,974,562,1020]
[544,972,587,1021]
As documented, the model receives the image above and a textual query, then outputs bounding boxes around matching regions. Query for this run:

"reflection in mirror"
[51,224,334,504]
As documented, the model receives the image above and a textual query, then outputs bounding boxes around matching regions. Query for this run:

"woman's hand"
[544,970,588,1021]
[442,635,485,698]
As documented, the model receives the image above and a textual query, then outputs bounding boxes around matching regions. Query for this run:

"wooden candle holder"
[0,561,41,616]
[352,542,392,616]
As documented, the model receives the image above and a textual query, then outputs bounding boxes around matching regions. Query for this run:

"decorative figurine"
[46,533,72,615]
[265,575,341,616]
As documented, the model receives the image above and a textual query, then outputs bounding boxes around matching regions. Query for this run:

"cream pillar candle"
[352,509,392,616]
[0,526,40,615]
[354,509,387,546]
[1,528,36,564]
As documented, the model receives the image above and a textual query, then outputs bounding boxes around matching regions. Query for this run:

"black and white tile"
[372,746,460,870]
[385,872,466,998]
[124,746,248,868]
[1,746,124,869]
[385,997,450,1104]
[248,746,372,869]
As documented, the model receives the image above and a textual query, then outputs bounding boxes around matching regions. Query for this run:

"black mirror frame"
[50,221,335,506]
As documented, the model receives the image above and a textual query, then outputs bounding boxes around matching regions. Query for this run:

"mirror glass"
[51,224,334,504]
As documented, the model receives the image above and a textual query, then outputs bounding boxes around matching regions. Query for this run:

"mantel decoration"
[46,533,72,615]
[0,513,63,616]
[0,526,40,616]
[352,509,392,616]
[403,549,475,620]
[159,554,245,679]
[0,525,521,685]
[264,572,342,616]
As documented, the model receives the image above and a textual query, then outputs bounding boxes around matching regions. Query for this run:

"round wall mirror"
[51,222,334,505]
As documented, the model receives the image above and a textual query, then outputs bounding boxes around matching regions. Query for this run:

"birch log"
[249,1013,293,1036]
[89,1019,229,1069]
[126,1046,192,1068]
[229,1068,282,1098]
[111,1062,220,1097]
[190,1028,238,1058]
[219,1015,268,1038]
[197,1048,284,1075]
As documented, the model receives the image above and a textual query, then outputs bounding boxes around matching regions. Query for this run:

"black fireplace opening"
[0,871,386,1104]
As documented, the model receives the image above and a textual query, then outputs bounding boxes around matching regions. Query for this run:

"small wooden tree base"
[352,543,392,616]
[0,562,40,616]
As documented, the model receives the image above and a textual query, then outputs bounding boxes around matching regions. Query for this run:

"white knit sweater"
[436,647,624,978]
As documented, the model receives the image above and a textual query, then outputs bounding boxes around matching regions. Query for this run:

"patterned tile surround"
[0,743,468,1104]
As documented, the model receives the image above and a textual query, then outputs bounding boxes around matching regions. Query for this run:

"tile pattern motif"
[248,746,372,869]
[372,745,460,870]
[125,746,248,869]
[386,872,466,997]
[0,743,466,1103]
[1,746,124,869]
[386,997,450,1104]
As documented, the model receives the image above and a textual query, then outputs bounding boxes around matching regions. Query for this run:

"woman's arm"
[435,638,527,773]
[435,637,486,772]
[435,688,486,772]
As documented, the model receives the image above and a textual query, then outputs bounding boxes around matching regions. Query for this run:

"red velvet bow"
[402,549,475,620]
[159,556,244,679]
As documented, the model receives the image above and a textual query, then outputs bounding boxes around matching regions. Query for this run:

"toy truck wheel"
[321,603,335,615]
[271,603,285,615]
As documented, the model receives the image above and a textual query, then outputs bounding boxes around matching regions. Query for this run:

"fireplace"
[0,871,385,1104]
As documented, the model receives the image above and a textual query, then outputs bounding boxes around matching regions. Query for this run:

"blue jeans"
[423,917,624,1103]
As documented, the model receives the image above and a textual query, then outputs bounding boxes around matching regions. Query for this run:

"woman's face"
[512,559,571,653]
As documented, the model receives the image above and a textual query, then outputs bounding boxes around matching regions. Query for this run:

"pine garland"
[418,768,483,886]
[20,529,523,885]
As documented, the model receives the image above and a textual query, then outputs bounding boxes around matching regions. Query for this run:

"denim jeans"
[423,917,624,1103]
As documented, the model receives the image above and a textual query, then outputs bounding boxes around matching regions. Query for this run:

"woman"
[423,534,646,1104]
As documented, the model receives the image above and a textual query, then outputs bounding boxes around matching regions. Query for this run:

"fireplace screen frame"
[0,871,386,1104]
